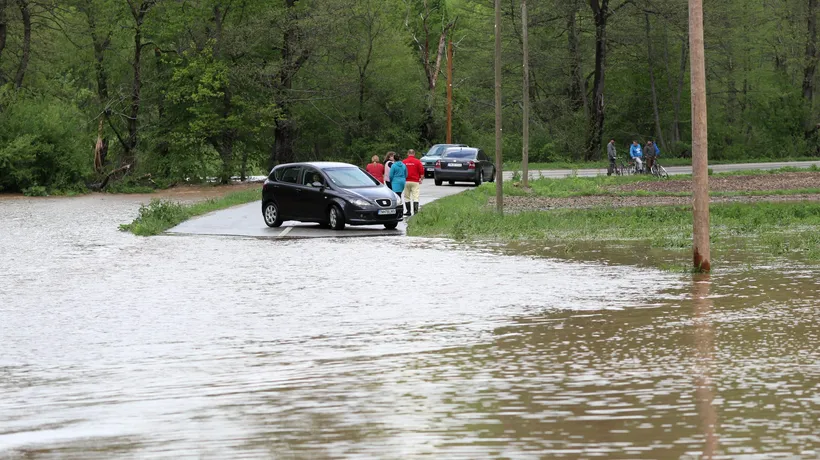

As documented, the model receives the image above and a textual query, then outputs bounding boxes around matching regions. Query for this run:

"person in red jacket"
[402,149,425,216]
[365,155,385,183]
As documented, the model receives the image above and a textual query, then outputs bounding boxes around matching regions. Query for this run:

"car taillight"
[435,160,441,168]
[468,161,476,169]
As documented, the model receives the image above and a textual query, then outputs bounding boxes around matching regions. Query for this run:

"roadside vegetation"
[120,188,260,236]
[408,170,820,263]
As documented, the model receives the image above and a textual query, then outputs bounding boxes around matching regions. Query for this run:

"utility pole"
[689,0,710,272]
[446,39,453,144]
[521,0,530,188]
[494,0,503,212]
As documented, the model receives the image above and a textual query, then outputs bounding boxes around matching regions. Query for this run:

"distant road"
[502,160,820,180]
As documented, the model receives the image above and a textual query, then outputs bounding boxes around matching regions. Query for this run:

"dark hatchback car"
[420,143,467,178]
[433,147,496,186]
[262,162,403,230]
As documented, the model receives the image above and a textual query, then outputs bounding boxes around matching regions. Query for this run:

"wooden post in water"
[494,0,503,212]
[521,0,530,188]
[689,0,711,271]
[446,39,453,145]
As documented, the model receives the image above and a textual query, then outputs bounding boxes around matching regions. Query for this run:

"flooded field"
[1,195,818,458]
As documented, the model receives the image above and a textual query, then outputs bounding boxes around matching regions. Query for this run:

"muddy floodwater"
[1,195,818,458]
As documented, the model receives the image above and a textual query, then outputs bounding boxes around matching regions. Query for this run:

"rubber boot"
[404,202,412,217]
[413,202,419,215]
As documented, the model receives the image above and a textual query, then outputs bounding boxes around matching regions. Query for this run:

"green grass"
[120,187,260,236]
[408,184,820,260]
[503,157,820,171]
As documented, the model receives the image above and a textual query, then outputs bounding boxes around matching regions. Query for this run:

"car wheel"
[475,170,484,186]
[448,180,455,185]
[263,201,283,227]
[328,205,345,230]
[384,222,399,230]
[488,168,496,182]
[434,178,442,186]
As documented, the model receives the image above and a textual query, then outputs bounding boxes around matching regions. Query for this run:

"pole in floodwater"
[521,0,530,188]
[494,0,503,213]
[689,0,710,272]
[447,39,453,145]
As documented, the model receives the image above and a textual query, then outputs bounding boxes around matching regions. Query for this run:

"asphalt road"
[168,160,820,239]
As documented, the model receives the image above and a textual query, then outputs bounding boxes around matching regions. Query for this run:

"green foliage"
[22,185,48,197]
[0,92,89,193]
[0,0,819,193]
[120,187,261,235]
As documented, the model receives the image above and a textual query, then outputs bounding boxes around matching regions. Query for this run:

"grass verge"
[120,187,260,236]
[408,184,820,261]
[500,167,820,199]
[503,157,820,171]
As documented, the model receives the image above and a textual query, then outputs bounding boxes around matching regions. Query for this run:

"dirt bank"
[494,172,820,212]
[497,193,820,212]
[614,172,820,193]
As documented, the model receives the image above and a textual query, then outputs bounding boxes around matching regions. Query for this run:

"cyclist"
[629,140,644,173]
[645,140,660,172]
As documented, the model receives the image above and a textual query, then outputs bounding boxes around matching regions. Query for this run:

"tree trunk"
[804,0,818,134]
[86,3,111,171]
[0,0,8,82]
[585,0,610,162]
[645,13,665,150]
[494,0,503,212]
[213,4,234,184]
[126,22,142,164]
[521,0,530,187]
[13,0,30,89]
[270,0,307,168]
[567,3,587,117]
[673,38,688,146]
[123,1,156,166]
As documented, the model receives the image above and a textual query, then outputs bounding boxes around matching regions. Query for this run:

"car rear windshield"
[324,167,380,188]
[442,150,476,159]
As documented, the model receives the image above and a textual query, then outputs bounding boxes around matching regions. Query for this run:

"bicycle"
[623,158,641,175]
[650,158,669,179]
[608,158,625,176]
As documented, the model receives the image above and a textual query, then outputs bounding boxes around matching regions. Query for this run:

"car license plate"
[447,163,462,167]
[378,209,397,215]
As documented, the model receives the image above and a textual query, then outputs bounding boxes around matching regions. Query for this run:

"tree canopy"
[0,0,818,192]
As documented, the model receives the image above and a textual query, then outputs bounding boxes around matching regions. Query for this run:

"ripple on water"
[0,196,817,458]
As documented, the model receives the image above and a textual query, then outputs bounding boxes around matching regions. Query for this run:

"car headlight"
[349,198,371,208]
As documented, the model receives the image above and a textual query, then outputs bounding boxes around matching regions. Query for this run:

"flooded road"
[1,195,818,458]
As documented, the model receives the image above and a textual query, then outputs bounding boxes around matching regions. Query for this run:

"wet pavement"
[1,195,819,458]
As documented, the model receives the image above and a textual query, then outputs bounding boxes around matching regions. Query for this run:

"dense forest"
[1,0,819,193]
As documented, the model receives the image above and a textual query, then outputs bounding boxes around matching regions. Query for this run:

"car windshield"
[425,145,448,157]
[442,150,476,159]
[324,167,380,188]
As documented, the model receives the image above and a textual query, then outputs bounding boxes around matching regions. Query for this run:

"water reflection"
[1,196,818,457]
[692,274,718,458]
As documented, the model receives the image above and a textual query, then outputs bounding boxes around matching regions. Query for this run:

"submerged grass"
[120,187,260,236]
[408,184,820,261]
